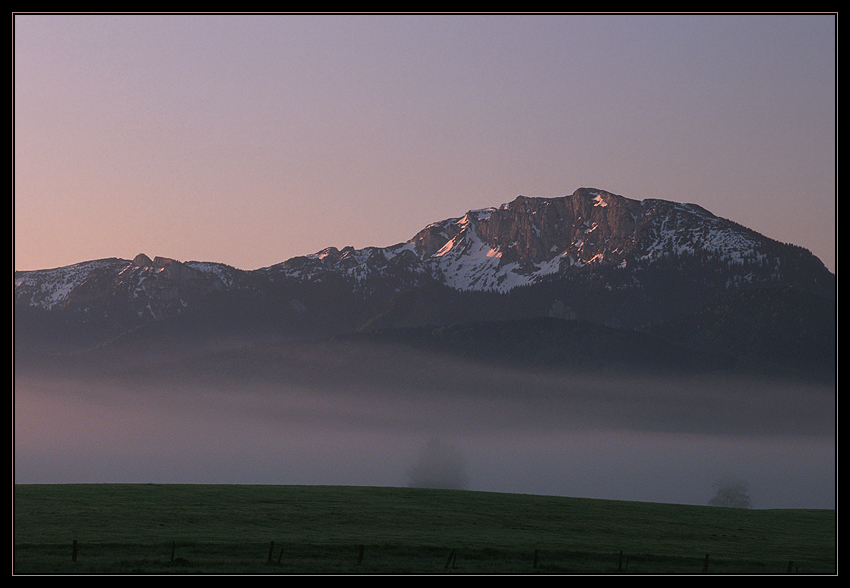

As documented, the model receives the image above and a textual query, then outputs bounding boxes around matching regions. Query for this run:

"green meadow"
[14,484,835,575]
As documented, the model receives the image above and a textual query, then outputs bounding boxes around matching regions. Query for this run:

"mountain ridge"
[15,187,833,301]
[14,187,835,380]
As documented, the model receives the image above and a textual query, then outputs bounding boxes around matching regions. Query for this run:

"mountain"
[14,188,835,379]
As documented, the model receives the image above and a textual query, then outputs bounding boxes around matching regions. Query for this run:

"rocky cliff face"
[469,189,643,265]
[426,188,774,274]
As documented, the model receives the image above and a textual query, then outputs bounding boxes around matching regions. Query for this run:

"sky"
[14,14,836,274]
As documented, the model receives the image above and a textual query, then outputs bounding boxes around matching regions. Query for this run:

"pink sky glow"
[14,14,836,273]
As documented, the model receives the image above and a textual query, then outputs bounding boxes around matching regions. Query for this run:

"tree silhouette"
[708,478,752,508]
[406,439,469,490]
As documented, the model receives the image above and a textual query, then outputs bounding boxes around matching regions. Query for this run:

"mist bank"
[14,337,835,509]
[15,334,836,438]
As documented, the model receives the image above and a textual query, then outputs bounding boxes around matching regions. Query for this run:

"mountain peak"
[133,253,154,267]
[15,187,834,339]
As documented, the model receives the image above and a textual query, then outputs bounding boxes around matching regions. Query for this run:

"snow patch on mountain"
[14,258,127,310]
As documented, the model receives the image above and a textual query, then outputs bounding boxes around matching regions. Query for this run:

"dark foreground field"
[14,484,836,575]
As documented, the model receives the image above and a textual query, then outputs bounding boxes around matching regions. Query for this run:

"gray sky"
[14,14,836,273]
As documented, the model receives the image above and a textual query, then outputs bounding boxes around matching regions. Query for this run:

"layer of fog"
[14,341,835,509]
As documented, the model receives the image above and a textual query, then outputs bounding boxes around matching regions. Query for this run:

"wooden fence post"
[71,540,77,562]
[445,549,456,570]
[357,544,364,565]
[267,541,274,564]
[702,553,710,573]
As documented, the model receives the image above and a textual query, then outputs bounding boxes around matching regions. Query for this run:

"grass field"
[13,484,836,575]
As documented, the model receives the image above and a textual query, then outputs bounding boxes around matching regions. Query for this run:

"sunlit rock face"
[469,189,644,266]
